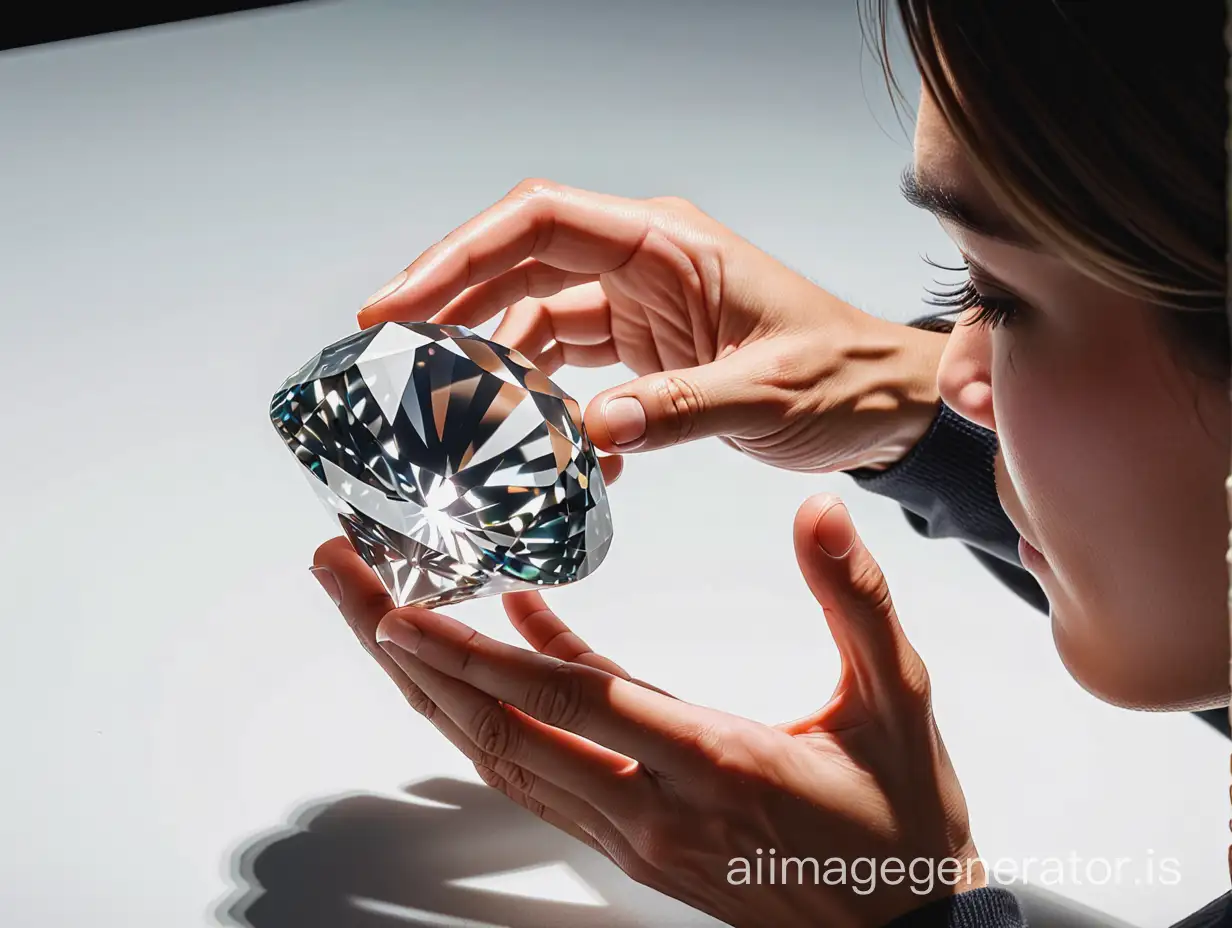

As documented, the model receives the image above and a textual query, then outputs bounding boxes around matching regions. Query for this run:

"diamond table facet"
[270,322,614,608]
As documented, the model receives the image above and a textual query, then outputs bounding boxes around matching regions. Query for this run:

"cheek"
[999,375,1145,633]
[993,339,1230,707]
[998,347,1212,576]
[996,353,1155,568]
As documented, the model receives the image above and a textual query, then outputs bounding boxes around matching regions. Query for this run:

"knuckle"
[684,719,730,763]
[452,627,483,676]
[758,341,815,395]
[474,763,504,790]
[487,771,545,818]
[520,793,549,821]
[472,703,517,758]
[685,723,773,799]
[504,179,559,258]
[510,177,559,200]
[900,657,933,706]
[475,762,545,816]
[649,194,695,212]
[400,681,435,718]
[498,761,538,796]
[848,553,895,616]
[651,375,706,443]
[636,823,681,871]
[621,853,659,887]
[529,662,589,730]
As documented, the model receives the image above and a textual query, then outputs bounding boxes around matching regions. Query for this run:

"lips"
[1017,534,1046,569]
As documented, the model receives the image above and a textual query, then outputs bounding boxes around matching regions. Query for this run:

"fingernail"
[375,615,422,653]
[813,499,856,558]
[361,269,409,310]
[309,566,343,606]
[602,396,647,446]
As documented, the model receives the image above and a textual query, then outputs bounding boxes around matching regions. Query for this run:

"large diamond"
[270,321,614,609]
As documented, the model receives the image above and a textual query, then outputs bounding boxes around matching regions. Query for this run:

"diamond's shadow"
[214,776,1135,928]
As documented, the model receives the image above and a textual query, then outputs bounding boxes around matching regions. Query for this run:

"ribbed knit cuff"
[845,402,1020,565]
[882,888,1026,928]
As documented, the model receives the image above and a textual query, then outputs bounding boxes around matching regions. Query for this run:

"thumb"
[792,494,931,712]
[582,347,782,454]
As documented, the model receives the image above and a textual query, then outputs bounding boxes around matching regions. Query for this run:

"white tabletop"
[1,2,1226,926]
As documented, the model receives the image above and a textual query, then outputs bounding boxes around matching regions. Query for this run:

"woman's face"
[913,87,1230,710]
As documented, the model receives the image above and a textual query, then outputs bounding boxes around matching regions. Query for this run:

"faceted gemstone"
[270,322,613,608]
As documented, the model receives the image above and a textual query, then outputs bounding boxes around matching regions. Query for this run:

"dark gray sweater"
[848,401,1231,928]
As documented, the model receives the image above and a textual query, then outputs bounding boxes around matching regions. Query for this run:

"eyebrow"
[899,166,1038,248]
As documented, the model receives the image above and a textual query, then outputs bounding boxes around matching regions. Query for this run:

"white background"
[0,2,1226,926]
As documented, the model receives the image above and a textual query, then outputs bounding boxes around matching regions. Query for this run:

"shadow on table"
[214,776,1134,928]
[214,776,712,928]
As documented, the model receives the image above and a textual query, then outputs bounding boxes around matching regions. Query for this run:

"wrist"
[875,845,990,928]
[952,846,989,893]
[843,316,946,472]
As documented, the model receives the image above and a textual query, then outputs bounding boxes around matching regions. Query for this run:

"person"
[306,4,1230,926]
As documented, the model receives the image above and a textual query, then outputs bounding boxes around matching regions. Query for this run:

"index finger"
[356,179,653,329]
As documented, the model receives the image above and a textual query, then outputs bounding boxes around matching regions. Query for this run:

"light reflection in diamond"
[271,321,613,609]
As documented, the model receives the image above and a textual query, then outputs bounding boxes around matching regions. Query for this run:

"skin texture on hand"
[310,495,987,928]
[316,181,979,925]
[354,179,944,476]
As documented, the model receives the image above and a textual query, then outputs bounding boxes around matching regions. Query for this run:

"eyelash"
[922,256,1023,329]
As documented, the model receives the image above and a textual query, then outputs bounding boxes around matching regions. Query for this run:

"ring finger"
[402,652,631,861]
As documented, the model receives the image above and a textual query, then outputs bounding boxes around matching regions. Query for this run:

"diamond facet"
[271,322,614,608]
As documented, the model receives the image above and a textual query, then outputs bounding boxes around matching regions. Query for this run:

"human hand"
[311,494,985,928]
[356,180,944,474]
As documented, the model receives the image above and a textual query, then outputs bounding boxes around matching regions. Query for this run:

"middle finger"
[379,633,649,819]
[490,281,615,358]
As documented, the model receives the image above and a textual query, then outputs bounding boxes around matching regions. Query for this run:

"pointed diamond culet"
[271,322,614,609]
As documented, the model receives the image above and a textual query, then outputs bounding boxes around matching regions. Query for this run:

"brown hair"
[862,2,1228,373]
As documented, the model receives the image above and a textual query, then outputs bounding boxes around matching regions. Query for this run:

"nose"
[936,311,996,432]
